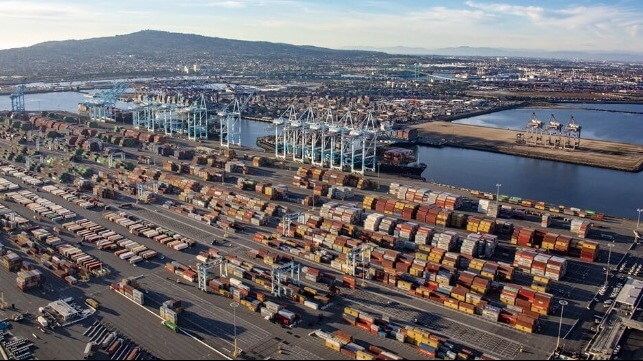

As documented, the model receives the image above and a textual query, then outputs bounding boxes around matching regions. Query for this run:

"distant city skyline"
[0,0,641,52]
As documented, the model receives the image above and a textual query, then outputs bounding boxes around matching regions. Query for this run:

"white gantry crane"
[273,105,380,175]
[545,114,563,148]
[564,115,582,150]
[219,91,254,148]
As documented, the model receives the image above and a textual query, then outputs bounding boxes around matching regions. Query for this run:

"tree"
[20,122,32,131]
[46,131,61,139]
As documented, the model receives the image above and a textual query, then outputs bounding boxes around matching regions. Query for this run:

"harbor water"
[2,92,641,218]
[417,145,642,219]
[0,91,131,114]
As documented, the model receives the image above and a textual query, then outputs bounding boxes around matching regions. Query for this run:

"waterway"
[0,91,131,114]
[416,146,642,218]
[454,103,643,145]
[1,92,641,218]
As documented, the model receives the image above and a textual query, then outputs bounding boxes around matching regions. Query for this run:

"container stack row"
[513,249,568,281]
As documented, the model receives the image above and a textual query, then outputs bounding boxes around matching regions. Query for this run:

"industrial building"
[48,300,79,322]
[615,277,643,311]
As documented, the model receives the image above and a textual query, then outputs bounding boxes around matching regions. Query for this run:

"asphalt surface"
[1,131,641,360]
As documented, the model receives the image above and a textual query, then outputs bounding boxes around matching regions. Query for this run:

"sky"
[0,0,641,52]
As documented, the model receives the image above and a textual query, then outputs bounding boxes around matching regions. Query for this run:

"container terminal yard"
[0,108,641,361]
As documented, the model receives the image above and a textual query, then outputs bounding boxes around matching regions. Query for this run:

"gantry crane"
[10,83,26,112]
[26,154,43,169]
[136,181,158,203]
[545,114,563,148]
[564,116,582,150]
[280,212,302,236]
[197,255,229,292]
[272,105,380,175]
[219,91,255,148]
[271,261,301,298]
[109,152,125,168]
[346,243,374,278]
[517,112,545,146]
[80,82,128,121]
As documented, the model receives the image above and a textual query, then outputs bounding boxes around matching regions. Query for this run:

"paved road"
[2,131,640,360]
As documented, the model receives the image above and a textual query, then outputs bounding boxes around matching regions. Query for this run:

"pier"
[412,122,643,172]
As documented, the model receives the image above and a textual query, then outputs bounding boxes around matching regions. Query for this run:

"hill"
[0,30,386,79]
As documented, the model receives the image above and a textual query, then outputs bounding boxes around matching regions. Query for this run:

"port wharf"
[248,102,643,172]
[410,122,643,173]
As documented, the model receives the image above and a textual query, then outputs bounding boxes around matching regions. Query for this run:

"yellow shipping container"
[471,285,487,294]
[418,245,432,252]
[325,339,341,352]
[515,324,533,333]
[533,275,550,284]
[344,307,360,318]
[356,350,376,360]
[445,301,459,310]
[531,306,548,316]
[424,339,439,348]
[410,268,423,277]
[452,293,466,302]
[481,271,495,280]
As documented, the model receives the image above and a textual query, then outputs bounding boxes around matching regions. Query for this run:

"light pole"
[606,243,614,284]
[556,300,568,354]
[230,301,239,358]
[377,162,381,190]
[637,208,642,230]
[495,183,502,204]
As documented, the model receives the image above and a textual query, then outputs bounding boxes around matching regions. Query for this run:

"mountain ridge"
[344,45,643,62]
[0,30,387,78]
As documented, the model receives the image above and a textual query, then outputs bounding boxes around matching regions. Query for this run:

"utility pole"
[606,243,614,284]
[556,300,568,354]
[230,301,239,358]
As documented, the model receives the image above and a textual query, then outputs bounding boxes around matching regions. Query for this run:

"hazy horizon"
[0,0,641,53]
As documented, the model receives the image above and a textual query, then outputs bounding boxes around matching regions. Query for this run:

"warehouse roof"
[615,277,643,308]
[48,300,78,319]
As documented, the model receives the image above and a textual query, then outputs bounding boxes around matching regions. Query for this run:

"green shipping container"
[163,320,178,332]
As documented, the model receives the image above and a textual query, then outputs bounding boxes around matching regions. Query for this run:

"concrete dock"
[411,122,643,172]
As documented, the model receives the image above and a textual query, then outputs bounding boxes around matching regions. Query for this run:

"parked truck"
[86,298,100,309]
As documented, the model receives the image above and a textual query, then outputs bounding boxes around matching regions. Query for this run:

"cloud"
[410,6,491,22]
[0,1,90,20]
[463,1,642,43]
[207,1,247,8]
[626,24,640,37]
[0,0,641,52]
[465,1,543,21]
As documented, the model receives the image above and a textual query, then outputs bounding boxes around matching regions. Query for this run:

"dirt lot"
[412,122,643,172]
